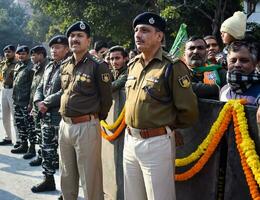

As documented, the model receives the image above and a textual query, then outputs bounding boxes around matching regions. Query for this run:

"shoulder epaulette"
[61,56,72,65]
[88,54,103,64]
[127,55,140,68]
[163,51,180,64]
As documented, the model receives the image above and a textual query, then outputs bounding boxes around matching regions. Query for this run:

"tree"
[0,0,33,52]
[29,0,243,49]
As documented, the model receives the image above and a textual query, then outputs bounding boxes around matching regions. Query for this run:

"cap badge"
[149,17,155,24]
[80,22,86,30]
[57,38,61,43]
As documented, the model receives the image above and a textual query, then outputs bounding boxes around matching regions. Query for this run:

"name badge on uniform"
[178,75,191,88]
[102,73,110,82]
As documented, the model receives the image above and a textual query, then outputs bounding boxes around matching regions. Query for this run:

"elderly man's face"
[185,39,207,68]
[227,46,256,75]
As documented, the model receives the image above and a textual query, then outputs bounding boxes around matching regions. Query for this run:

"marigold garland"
[175,103,233,181]
[175,101,231,167]
[101,118,126,142]
[233,109,260,200]
[100,106,125,130]
[232,100,260,188]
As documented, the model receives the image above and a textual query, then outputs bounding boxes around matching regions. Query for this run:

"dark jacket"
[112,65,127,92]
[190,67,226,100]
[34,61,62,124]
[13,60,34,106]
[29,59,48,107]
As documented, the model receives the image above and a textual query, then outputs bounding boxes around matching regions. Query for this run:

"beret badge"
[80,22,86,30]
[149,17,155,24]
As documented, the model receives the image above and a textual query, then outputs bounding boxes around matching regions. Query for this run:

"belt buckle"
[63,116,72,124]
[128,127,143,139]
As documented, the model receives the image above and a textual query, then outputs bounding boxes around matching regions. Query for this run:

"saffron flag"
[169,23,188,58]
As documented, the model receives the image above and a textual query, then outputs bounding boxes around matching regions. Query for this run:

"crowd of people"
[0,10,259,200]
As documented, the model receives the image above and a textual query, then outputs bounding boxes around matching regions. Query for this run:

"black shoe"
[0,139,12,145]
[31,175,56,193]
[23,144,36,159]
[29,156,42,166]
[58,195,63,200]
[14,141,21,148]
[11,143,28,154]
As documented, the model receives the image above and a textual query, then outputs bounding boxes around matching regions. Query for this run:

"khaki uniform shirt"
[2,58,16,87]
[60,53,112,119]
[125,48,198,129]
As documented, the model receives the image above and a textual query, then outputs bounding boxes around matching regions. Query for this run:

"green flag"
[169,23,188,58]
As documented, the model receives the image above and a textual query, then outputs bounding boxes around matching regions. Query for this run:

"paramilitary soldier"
[11,46,36,155]
[0,45,20,146]
[124,12,198,200]
[28,45,48,163]
[31,36,69,193]
[59,21,112,200]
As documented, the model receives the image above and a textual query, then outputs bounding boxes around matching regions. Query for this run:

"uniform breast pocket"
[125,78,136,97]
[75,74,96,96]
[61,74,70,90]
[141,77,163,102]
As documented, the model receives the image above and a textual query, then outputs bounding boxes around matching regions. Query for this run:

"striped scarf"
[227,70,260,94]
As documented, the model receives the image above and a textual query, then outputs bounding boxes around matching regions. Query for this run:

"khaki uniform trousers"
[59,118,104,200]
[123,127,176,200]
[1,88,19,142]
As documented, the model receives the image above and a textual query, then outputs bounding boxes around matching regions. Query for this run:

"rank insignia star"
[178,75,190,88]
[102,73,110,82]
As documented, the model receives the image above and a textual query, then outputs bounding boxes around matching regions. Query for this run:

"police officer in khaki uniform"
[124,12,198,200]
[0,45,19,146]
[59,21,112,200]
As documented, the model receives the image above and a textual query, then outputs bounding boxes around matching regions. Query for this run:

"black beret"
[49,35,68,47]
[3,45,16,52]
[30,45,47,56]
[133,12,166,32]
[66,21,91,37]
[16,45,29,54]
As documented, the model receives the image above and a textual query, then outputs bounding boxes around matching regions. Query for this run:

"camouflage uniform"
[34,61,62,175]
[30,59,48,160]
[12,60,36,145]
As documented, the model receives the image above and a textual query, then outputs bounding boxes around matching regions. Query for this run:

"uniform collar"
[71,52,89,65]
[138,47,163,63]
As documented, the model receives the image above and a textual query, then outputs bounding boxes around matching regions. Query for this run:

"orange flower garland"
[233,110,260,200]
[175,105,232,181]
[101,117,126,142]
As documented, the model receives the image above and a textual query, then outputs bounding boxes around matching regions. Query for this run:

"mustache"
[71,41,80,45]
[135,38,144,43]
[190,54,202,60]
